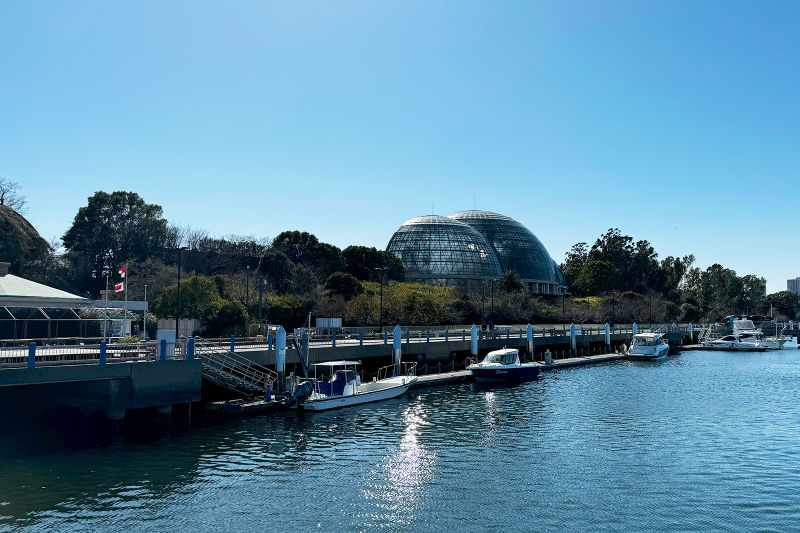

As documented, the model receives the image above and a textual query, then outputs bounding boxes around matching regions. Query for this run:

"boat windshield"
[632,337,656,347]
[482,352,517,365]
[718,335,736,341]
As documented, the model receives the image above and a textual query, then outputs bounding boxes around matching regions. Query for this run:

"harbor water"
[2,349,800,532]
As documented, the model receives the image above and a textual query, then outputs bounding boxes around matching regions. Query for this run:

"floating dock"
[410,352,628,388]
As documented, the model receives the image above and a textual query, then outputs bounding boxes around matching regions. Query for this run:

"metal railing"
[0,340,187,369]
[194,338,278,396]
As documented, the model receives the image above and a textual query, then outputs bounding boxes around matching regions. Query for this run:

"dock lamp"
[374,266,389,333]
[175,246,188,337]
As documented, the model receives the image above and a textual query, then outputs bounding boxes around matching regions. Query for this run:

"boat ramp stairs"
[194,338,278,397]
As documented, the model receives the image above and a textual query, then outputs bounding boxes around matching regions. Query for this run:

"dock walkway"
[410,352,627,388]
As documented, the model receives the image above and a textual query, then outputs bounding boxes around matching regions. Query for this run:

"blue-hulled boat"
[468,348,539,383]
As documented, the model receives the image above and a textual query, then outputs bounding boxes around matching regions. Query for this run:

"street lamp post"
[374,266,389,332]
[491,278,496,324]
[176,247,187,337]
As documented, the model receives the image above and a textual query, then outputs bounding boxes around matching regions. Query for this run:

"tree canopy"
[62,191,169,271]
[342,246,404,282]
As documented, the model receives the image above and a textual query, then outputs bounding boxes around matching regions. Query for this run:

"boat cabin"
[481,348,520,366]
[312,361,361,397]
[631,333,663,348]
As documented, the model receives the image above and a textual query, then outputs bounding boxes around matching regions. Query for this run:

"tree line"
[4,186,790,336]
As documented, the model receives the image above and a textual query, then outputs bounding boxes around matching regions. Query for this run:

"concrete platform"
[408,352,628,388]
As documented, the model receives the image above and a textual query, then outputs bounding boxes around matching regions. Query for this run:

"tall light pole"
[374,266,389,332]
[491,278,496,325]
[176,246,187,337]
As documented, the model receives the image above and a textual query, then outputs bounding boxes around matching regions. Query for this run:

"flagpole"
[104,274,109,342]
[143,285,148,340]
[123,264,128,336]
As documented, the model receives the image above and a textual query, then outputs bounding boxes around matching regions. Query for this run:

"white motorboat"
[702,333,764,351]
[289,361,417,411]
[733,319,788,350]
[628,333,670,360]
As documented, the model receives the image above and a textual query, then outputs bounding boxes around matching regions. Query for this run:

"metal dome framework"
[386,216,502,285]
[448,210,566,294]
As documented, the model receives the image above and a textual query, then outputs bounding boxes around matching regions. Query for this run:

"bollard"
[393,325,402,366]
[188,337,195,360]
[471,324,478,356]
[276,326,286,392]
[332,331,336,348]
[27,342,36,369]
[160,339,167,361]
[230,335,235,353]
[99,341,107,364]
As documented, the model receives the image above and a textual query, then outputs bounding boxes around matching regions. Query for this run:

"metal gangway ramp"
[194,338,278,397]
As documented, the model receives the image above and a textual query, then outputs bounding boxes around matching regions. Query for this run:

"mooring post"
[27,342,36,369]
[605,323,610,349]
[406,330,410,344]
[99,341,107,364]
[360,332,363,346]
[462,330,466,341]
[230,335,235,353]
[187,337,195,360]
[332,331,336,348]
[393,325,401,366]
[268,334,273,350]
[633,323,638,335]
[276,326,286,392]
[570,323,576,356]
[384,331,388,345]
[445,330,449,342]
[689,323,694,343]
[471,324,478,357]
[527,324,533,360]
[427,330,430,343]
[160,339,167,361]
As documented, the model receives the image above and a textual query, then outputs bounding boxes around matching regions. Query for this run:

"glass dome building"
[386,215,502,285]
[447,210,566,294]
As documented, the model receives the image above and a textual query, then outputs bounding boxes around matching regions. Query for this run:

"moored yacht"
[468,348,540,383]
[628,332,670,360]
[733,319,789,350]
[702,333,764,351]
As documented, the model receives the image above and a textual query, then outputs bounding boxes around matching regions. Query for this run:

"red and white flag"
[115,282,124,292]
[119,268,126,278]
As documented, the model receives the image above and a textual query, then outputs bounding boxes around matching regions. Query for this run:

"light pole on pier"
[374,266,389,332]
[175,246,187,337]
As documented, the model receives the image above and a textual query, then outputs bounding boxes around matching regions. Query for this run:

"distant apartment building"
[788,278,800,294]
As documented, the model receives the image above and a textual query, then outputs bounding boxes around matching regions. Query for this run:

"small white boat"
[628,333,670,360]
[289,361,417,411]
[702,333,764,351]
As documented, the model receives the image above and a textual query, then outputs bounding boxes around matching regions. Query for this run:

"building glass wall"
[386,216,502,284]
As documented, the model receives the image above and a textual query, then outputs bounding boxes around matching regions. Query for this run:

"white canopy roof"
[313,360,361,366]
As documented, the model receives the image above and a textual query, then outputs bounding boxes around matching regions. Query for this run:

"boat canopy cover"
[486,348,518,355]
[633,333,662,339]
[313,361,361,366]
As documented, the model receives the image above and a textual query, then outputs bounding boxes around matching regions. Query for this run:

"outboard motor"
[283,381,314,409]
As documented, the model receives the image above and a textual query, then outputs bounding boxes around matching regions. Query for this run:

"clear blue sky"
[2,1,798,293]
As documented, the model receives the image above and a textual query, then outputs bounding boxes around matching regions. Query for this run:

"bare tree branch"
[0,177,28,214]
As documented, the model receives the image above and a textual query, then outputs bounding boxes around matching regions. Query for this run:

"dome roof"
[448,210,563,284]
[386,215,502,281]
